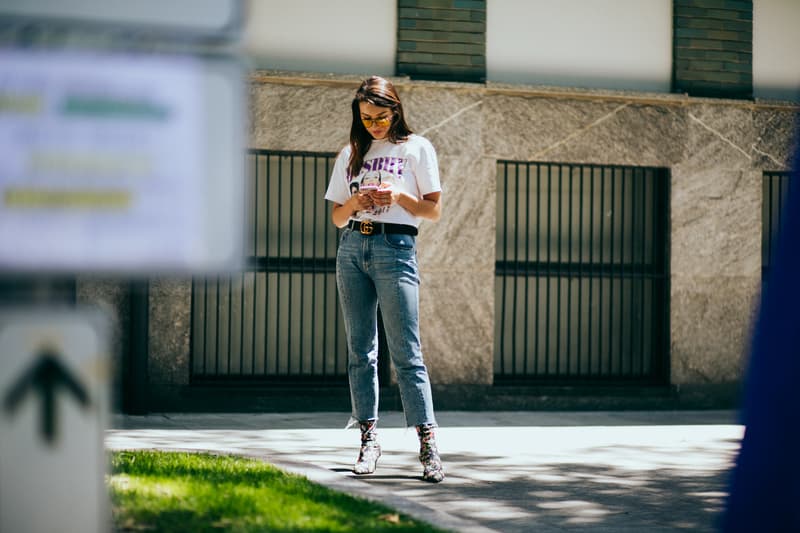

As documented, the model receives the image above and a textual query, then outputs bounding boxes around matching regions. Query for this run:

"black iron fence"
[495,161,670,384]
[762,171,791,281]
[192,153,675,387]
[190,150,348,384]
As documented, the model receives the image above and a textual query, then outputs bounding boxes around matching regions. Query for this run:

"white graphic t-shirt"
[324,134,441,228]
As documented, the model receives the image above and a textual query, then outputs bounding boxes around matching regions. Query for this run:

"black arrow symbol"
[3,348,91,445]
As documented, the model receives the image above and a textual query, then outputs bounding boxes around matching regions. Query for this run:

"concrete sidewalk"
[107,410,742,532]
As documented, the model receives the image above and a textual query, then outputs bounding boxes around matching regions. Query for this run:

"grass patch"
[108,450,445,532]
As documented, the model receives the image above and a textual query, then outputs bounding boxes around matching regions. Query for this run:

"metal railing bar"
[649,168,658,377]
[566,162,580,375]
[524,163,531,375]
[247,148,338,158]
[494,263,665,277]
[499,162,508,374]
[503,163,509,374]
[331,160,342,376]
[239,271,245,374]
[324,156,332,376]
[765,176,773,271]
[535,163,542,374]
[251,155,259,375]
[577,167,584,376]
[655,169,663,379]
[189,278,196,375]
[513,163,520,373]
[286,157,298,374]
[275,156,283,374]
[578,167,585,374]
[545,163,552,374]
[498,159,666,173]
[611,168,619,374]
[556,164,563,374]
[321,160,328,376]
[287,155,295,375]
[215,274,221,374]
[227,277,233,373]
[598,166,605,376]
[202,277,209,375]
[660,169,671,380]
[311,157,318,375]
[775,175,784,260]
[638,169,646,375]
[619,168,626,375]
[588,167,595,376]
[265,154,272,375]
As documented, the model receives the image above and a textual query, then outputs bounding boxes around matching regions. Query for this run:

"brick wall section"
[396,0,486,82]
[673,0,753,99]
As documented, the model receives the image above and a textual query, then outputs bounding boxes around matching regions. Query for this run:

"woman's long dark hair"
[348,76,412,178]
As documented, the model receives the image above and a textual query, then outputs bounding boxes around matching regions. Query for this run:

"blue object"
[722,134,800,531]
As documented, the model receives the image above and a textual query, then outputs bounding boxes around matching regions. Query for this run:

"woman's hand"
[368,188,398,208]
[331,193,374,228]
[350,192,374,212]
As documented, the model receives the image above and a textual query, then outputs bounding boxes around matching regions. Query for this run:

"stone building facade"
[77,1,800,412]
[81,71,797,412]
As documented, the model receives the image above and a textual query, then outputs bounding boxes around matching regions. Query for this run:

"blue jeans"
[336,228,437,428]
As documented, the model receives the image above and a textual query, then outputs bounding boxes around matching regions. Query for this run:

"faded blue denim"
[336,228,437,428]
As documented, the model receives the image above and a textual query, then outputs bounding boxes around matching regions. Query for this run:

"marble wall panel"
[419,270,494,384]
[249,81,352,151]
[483,96,686,167]
[668,104,762,384]
[148,278,192,385]
[751,108,797,170]
[681,104,755,171]
[597,104,687,167]
[417,155,496,272]
[399,85,483,157]
[671,168,761,279]
[671,274,760,383]
[396,86,495,385]
[399,86,491,269]
[528,102,687,167]
[483,95,620,161]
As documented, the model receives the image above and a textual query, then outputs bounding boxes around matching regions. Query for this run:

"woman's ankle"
[359,419,378,444]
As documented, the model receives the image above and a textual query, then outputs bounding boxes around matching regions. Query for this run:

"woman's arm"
[331,193,374,228]
[394,191,442,222]
[368,189,441,221]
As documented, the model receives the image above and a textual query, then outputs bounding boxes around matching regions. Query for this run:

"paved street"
[107,410,741,532]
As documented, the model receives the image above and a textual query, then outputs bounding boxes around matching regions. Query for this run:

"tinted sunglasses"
[361,116,392,128]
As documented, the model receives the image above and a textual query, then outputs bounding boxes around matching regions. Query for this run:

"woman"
[324,76,444,483]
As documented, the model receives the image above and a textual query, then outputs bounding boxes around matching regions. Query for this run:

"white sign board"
[0,0,243,41]
[0,48,245,274]
[0,310,110,533]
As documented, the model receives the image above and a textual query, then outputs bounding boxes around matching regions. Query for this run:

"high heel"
[416,424,444,483]
[353,420,381,475]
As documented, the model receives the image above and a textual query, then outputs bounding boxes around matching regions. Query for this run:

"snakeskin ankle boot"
[353,420,381,475]
[416,424,444,483]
